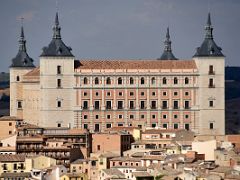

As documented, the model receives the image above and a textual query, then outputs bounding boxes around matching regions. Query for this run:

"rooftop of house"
[110,156,141,162]
[102,168,125,178]
[132,171,153,177]
[0,154,25,162]
[75,59,197,70]
[0,116,22,121]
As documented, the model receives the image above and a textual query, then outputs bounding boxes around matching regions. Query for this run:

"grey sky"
[0,0,239,72]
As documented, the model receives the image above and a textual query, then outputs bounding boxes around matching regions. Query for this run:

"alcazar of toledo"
[9,12,225,135]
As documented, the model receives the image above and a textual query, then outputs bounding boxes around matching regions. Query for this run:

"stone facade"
[9,13,225,135]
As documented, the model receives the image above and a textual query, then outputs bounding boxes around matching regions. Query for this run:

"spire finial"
[53,12,61,39]
[18,17,26,52]
[164,27,172,52]
[205,12,213,39]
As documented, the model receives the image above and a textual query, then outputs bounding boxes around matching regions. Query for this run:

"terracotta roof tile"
[24,67,40,76]
[75,59,197,70]
[0,154,25,162]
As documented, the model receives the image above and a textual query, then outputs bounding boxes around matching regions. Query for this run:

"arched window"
[140,77,145,85]
[162,77,167,84]
[118,77,122,85]
[106,77,111,85]
[174,77,178,84]
[130,77,134,84]
[95,77,99,85]
[185,77,189,84]
[151,77,156,85]
[16,76,20,82]
[83,77,88,85]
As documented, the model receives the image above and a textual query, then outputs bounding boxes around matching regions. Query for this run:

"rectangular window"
[57,101,61,107]
[152,123,156,128]
[151,101,156,109]
[57,79,61,88]
[95,115,99,119]
[107,115,111,119]
[117,101,123,109]
[130,115,134,119]
[97,145,101,150]
[94,101,100,109]
[141,114,145,119]
[57,123,61,127]
[17,101,22,109]
[106,124,112,128]
[163,114,167,119]
[163,123,168,129]
[174,123,179,129]
[209,65,214,74]
[173,101,179,109]
[140,101,145,109]
[118,114,123,119]
[83,101,88,109]
[129,101,134,109]
[209,100,214,107]
[57,65,62,74]
[84,115,88,119]
[9,122,12,126]
[185,124,190,130]
[130,92,134,96]
[118,123,123,127]
[95,124,100,132]
[106,101,112,109]
[83,124,88,129]
[162,101,168,109]
[209,78,214,88]
[210,123,214,129]
[152,114,156,119]
[184,101,190,109]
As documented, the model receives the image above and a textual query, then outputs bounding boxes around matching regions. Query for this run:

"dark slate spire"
[158,27,178,60]
[40,12,74,57]
[193,13,224,57]
[53,12,61,39]
[10,26,35,68]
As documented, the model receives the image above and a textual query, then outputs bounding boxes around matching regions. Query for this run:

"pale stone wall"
[10,67,35,119]
[194,57,225,135]
[40,57,75,127]
[22,82,40,126]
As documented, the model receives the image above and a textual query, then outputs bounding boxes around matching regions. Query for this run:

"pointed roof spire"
[10,24,35,68]
[205,12,213,39]
[40,12,73,57]
[53,12,61,39]
[158,27,177,60]
[18,26,27,52]
[193,13,224,57]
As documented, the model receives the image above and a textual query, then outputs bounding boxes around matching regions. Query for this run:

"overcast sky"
[0,0,239,72]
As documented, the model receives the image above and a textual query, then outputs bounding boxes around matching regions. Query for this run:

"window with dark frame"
[57,65,62,74]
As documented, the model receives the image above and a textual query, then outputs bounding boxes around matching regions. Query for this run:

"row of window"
[82,123,192,132]
[83,122,215,132]
[56,99,215,109]
[81,100,191,110]
[82,76,191,85]
[82,113,191,120]
[82,90,191,97]
[56,77,215,88]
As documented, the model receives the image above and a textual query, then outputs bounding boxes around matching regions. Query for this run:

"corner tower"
[193,13,225,135]
[10,25,35,118]
[158,27,178,60]
[40,12,75,127]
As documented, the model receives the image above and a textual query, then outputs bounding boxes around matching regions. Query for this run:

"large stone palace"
[9,12,225,135]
